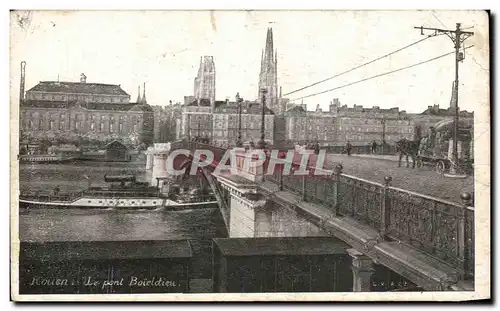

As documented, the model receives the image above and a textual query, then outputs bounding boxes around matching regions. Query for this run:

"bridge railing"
[266,163,475,280]
[175,141,474,279]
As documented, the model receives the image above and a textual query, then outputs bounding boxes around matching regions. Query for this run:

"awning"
[213,237,349,257]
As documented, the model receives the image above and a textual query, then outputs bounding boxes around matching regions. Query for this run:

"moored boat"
[19,174,218,211]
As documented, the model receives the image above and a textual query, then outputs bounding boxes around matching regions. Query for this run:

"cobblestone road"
[325,154,474,204]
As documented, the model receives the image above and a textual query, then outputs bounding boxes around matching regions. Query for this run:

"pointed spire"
[265,27,274,61]
[142,82,147,104]
[275,49,278,64]
[136,85,141,103]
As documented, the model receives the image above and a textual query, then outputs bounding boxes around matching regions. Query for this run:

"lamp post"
[258,88,268,149]
[236,93,244,147]
[197,117,201,140]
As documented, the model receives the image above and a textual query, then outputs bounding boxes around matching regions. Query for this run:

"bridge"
[152,140,474,292]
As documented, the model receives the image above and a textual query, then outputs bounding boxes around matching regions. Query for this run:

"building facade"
[177,97,275,148]
[152,102,182,143]
[283,106,337,146]
[212,100,275,147]
[20,74,154,147]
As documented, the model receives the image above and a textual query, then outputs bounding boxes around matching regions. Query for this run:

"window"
[119,123,123,133]
[60,113,65,119]
[120,98,124,102]
[59,121,65,130]
[99,122,104,132]
[28,120,33,129]
[110,98,114,103]
[109,123,114,132]
[38,119,43,129]
[49,120,54,130]
[52,95,56,100]
[62,96,65,100]
[41,94,46,99]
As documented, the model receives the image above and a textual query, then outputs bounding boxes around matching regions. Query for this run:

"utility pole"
[414,23,474,176]
[236,93,243,147]
[258,88,268,149]
[381,119,386,155]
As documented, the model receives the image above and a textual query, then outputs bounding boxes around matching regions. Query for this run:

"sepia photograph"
[9,9,490,302]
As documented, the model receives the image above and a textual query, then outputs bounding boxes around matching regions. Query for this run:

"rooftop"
[27,81,130,96]
[22,100,153,112]
[213,237,349,257]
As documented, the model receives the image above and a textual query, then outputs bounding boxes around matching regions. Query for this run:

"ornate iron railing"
[265,162,475,279]
[175,141,475,279]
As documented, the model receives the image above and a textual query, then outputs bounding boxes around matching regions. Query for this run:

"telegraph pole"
[414,23,474,176]
[236,93,244,147]
[258,88,268,149]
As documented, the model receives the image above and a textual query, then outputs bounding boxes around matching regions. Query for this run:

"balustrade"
[177,140,475,279]
[264,155,475,279]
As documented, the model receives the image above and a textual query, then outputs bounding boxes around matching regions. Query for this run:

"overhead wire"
[283,34,445,97]
[290,45,474,102]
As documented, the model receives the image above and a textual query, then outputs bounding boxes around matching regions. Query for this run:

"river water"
[18,158,227,243]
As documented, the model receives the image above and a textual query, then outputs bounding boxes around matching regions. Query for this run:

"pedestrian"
[371,140,377,154]
[346,141,352,156]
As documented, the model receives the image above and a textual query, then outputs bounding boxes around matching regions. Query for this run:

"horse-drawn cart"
[416,119,473,175]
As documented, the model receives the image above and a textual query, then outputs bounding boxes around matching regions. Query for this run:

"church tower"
[194,56,216,109]
[258,27,279,113]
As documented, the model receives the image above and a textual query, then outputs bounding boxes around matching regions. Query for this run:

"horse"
[395,138,421,169]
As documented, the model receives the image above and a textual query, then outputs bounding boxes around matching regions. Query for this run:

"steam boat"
[19,174,218,211]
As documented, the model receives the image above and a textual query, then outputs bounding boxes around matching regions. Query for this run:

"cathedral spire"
[141,82,147,104]
[136,85,141,103]
[258,27,278,112]
[265,27,274,61]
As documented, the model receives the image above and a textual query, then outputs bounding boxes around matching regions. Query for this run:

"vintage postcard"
[10,10,490,301]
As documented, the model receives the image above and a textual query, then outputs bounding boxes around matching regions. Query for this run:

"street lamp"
[258,88,268,149]
[197,117,201,140]
[236,93,244,147]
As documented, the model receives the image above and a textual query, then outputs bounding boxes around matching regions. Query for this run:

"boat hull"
[19,196,219,211]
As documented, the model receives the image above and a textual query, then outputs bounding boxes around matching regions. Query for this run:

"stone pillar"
[145,149,154,170]
[151,152,168,186]
[347,248,375,292]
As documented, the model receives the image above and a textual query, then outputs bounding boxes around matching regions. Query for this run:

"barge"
[19,174,218,211]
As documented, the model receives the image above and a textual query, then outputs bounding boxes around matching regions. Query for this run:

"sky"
[9,10,489,113]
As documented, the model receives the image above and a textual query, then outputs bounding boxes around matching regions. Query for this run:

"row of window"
[25,113,141,122]
[25,119,139,133]
[37,93,127,103]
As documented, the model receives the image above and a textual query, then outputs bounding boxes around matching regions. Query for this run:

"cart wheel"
[416,158,423,168]
[435,161,446,174]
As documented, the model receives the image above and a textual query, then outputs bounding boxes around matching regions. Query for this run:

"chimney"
[80,73,87,83]
[20,61,26,103]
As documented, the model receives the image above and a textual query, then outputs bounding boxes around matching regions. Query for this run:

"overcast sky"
[10,10,489,113]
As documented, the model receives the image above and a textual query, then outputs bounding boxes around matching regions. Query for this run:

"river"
[18,158,227,243]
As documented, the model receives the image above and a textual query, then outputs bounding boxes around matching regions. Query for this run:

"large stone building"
[283,105,337,145]
[20,73,154,147]
[151,102,182,143]
[177,96,275,147]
